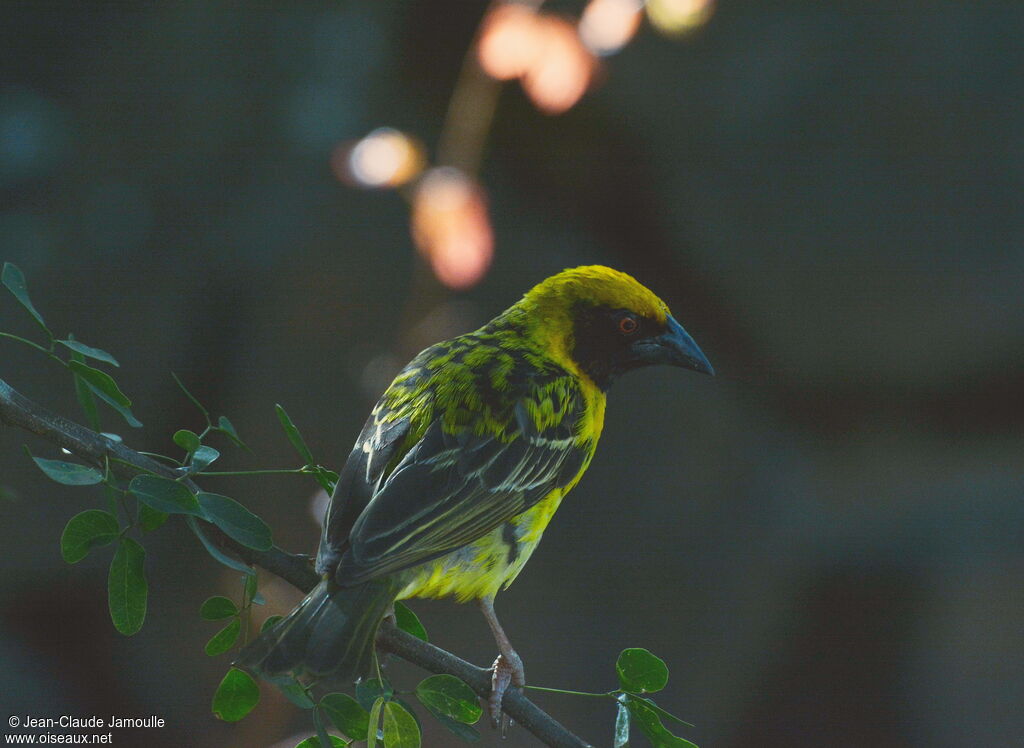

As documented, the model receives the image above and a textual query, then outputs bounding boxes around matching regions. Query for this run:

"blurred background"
[2,1,1022,746]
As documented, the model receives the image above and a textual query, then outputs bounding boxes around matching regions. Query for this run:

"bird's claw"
[488,652,525,733]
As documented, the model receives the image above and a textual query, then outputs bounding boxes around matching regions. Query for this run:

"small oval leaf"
[382,701,420,748]
[61,509,119,563]
[68,360,131,407]
[205,618,242,656]
[187,516,256,576]
[108,538,147,635]
[625,695,699,748]
[30,453,103,486]
[129,474,202,516]
[212,667,260,722]
[173,429,201,453]
[57,339,119,367]
[190,445,220,473]
[2,262,50,335]
[366,698,385,748]
[356,678,393,711]
[616,647,669,694]
[414,674,481,725]
[275,404,315,463]
[200,596,239,620]
[260,614,284,634]
[216,415,250,451]
[197,492,273,550]
[394,602,428,642]
[320,692,370,741]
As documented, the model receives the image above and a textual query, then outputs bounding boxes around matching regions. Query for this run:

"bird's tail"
[235,577,399,681]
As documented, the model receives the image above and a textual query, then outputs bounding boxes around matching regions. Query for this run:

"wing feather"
[333,380,589,586]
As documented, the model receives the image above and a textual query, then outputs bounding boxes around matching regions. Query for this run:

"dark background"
[2,2,1022,747]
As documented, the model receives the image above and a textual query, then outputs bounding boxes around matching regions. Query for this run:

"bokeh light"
[331,127,425,189]
[478,5,596,115]
[521,15,596,115]
[578,0,644,57]
[477,3,543,81]
[411,167,494,290]
[645,0,715,35]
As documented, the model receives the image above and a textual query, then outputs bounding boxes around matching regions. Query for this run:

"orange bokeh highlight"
[331,128,425,189]
[477,4,596,115]
[477,3,542,81]
[411,168,494,290]
[578,0,643,56]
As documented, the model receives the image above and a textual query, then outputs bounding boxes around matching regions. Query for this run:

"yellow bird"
[237,265,714,721]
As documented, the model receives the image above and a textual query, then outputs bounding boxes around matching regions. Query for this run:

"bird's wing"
[315,402,412,575]
[334,379,591,586]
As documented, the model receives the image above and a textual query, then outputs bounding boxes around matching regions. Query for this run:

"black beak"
[639,315,715,376]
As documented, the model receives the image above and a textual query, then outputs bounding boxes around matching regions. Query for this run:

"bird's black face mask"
[571,305,714,390]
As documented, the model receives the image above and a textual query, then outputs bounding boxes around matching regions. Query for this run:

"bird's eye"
[618,315,639,335]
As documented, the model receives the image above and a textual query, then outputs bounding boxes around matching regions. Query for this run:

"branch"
[0,377,592,748]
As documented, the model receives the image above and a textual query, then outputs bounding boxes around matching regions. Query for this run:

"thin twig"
[0,376,592,748]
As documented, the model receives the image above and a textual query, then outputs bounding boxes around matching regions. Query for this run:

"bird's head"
[515,265,714,390]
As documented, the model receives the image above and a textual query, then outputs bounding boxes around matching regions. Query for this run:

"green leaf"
[625,696,699,748]
[634,697,695,729]
[311,465,339,494]
[129,474,202,516]
[356,678,394,711]
[200,596,239,620]
[294,737,348,748]
[261,614,283,634]
[616,648,670,694]
[276,403,315,463]
[78,372,142,428]
[205,618,242,656]
[56,339,119,367]
[212,668,259,722]
[420,706,480,741]
[29,452,103,486]
[173,429,201,453]
[382,701,420,748]
[216,415,251,451]
[2,262,50,336]
[415,675,480,724]
[393,602,428,642]
[190,445,220,472]
[138,503,168,532]
[107,538,147,635]
[366,698,385,748]
[172,372,210,420]
[186,516,256,576]
[197,492,273,550]
[68,360,131,407]
[320,693,370,741]
[60,509,119,563]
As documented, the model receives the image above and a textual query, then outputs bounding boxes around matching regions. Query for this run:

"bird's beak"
[639,315,715,376]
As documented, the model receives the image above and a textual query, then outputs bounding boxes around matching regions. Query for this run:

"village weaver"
[236,265,714,724]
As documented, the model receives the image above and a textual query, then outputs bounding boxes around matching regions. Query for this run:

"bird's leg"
[478,596,525,730]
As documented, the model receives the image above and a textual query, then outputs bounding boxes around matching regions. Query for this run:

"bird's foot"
[488,651,525,732]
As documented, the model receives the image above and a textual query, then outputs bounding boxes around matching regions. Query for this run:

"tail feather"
[235,578,398,681]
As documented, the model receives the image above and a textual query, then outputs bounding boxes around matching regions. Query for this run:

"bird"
[235,265,714,724]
